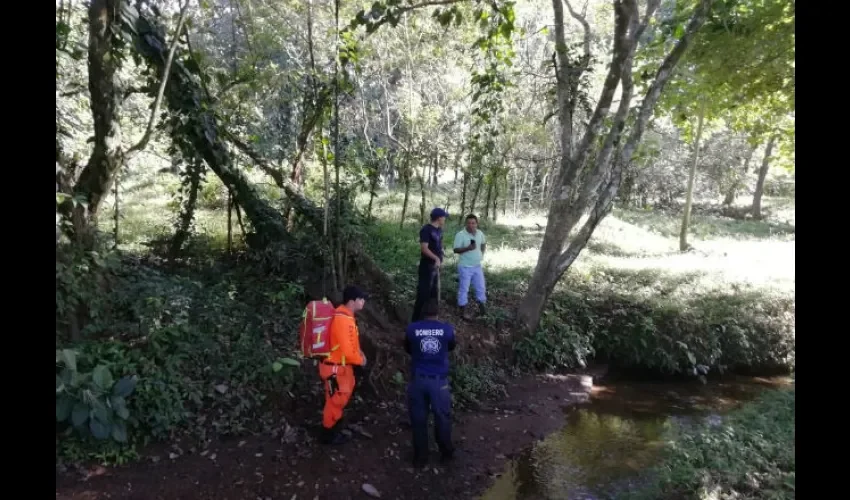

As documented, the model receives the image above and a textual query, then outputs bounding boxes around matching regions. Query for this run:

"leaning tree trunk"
[679,104,705,252]
[752,134,777,219]
[517,0,711,333]
[723,143,756,206]
[123,4,413,323]
[125,4,289,244]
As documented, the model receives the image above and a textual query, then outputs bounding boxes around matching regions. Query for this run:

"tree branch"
[563,0,591,62]
[125,0,190,158]
[617,0,714,171]
[556,0,631,197]
[225,132,286,187]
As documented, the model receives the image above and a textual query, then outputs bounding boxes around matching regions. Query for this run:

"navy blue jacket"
[418,224,444,266]
[404,319,456,376]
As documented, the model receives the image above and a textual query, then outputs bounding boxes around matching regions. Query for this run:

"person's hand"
[467,240,476,251]
[360,350,367,367]
[433,258,441,269]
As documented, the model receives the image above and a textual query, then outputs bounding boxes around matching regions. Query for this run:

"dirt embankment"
[57,375,592,500]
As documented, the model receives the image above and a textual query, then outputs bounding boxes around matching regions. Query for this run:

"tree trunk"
[752,135,777,219]
[112,173,120,248]
[483,179,493,219]
[432,154,439,186]
[367,173,378,218]
[67,0,124,248]
[493,175,500,222]
[227,191,233,254]
[418,163,427,224]
[126,4,289,244]
[517,0,711,334]
[723,144,756,206]
[400,157,411,229]
[515,266,560,338]
[470,174,484,214]
[170,160,203,258]
[540,172,548,206]
[459,172,468,217]
[679,105,705,252]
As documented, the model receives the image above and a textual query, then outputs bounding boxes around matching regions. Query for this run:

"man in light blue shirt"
[452,214,487,318]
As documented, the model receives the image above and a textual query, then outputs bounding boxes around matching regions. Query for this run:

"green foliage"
[629,387,795,500]
[55,251,306,464]
[649,0,795,165]
[56,349,137,444]
[55,249,120,339]
[515,311,594,372]
[450,361,508,408]
[57,435,139,467]
[555,276,794,376]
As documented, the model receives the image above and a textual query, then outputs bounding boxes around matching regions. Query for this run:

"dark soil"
[56,375,592,500]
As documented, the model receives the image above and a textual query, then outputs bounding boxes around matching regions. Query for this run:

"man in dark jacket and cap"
[412,207,448,321]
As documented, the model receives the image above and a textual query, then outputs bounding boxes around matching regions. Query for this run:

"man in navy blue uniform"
[412,207,448,322]
[404,299,456,467]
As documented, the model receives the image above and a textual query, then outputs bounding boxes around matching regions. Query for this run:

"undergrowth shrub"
[56,248,121,340]
[450,362,508,407]
[551,286,795,376]
[55,251,306,465]
[515,304,594,372]
[629,387,795,500]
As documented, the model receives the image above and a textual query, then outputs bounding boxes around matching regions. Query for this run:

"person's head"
[342,285,368,313]
[430,207,449,228]
[465,214,479,233]
[422,299,439,319]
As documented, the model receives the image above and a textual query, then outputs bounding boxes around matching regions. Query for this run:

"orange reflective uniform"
[318,305,364,429]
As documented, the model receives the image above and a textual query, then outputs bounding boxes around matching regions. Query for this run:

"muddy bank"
[56,375,592,500]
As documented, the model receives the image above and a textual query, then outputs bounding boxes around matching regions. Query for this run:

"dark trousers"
[407,373,453,459]
[412,262,438,322]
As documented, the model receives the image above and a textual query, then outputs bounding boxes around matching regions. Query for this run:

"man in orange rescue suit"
[319,285,368,445]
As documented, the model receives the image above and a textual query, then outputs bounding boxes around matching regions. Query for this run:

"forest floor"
[56,374,593,500]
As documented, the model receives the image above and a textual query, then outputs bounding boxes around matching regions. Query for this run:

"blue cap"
[430,207,449,220]
[343,285,369,302]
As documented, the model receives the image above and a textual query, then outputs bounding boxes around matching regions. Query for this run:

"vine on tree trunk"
[170,157,206,258]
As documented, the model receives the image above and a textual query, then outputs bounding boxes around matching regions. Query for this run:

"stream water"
[481,376,790,500]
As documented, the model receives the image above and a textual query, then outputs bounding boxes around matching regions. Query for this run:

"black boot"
[477,302,487,317]
[321,423,350,445]
[413,451,429,468]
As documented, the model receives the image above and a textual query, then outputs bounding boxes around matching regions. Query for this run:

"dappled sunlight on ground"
[481,208,795,298]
